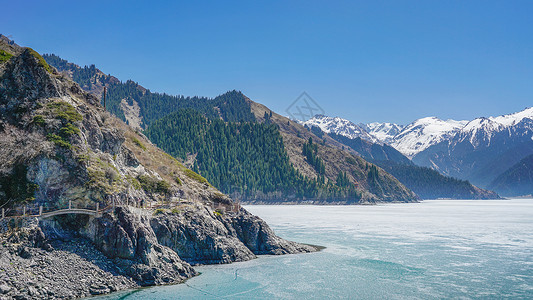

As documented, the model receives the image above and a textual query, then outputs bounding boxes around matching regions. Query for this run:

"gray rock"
[0,284,11,294]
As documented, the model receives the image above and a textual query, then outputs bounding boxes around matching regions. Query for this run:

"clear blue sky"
[2,0,532,124]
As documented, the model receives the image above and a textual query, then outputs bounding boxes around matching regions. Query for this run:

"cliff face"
[0,37,316,299]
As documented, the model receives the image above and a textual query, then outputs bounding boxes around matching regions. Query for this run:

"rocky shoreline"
[0,206,317,299]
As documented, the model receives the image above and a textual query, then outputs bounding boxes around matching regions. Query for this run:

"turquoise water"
[98,200,533,299]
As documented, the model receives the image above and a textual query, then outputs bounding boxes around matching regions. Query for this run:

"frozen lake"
[99,199,533,299]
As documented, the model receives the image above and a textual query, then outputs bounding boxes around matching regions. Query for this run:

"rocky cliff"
[0,36,316,299]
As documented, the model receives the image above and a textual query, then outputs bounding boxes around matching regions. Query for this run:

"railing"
[0,200,102,220]
[1,197,242,220]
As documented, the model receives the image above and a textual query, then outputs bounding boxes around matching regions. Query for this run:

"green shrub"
[47,133,72,149]
[174,176,182,185]
[214,210,222,217]
[59,123,80,137]
[137,175,170,194]
[132,137,146,151]
[184,169,208,184]
[126,175,142,190]
[171,208,180,214]
[153,209,166,215]
[0,49,13,63]
[32,115,45,126]
[76,154,89,163]
[26,48,52,73]
[346,156,358,165]
[47,101,82,123]
[156,180,171,194]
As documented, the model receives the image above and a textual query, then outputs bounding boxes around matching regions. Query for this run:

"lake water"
[98,199,533,299]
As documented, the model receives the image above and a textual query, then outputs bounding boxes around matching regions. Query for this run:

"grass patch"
[26,48,52,73]
[0,49,13,63]
[32,115,45,126]
[184,169,208,184]
[174,176,182,185]
[171,208,180,214]
[47,133,72,149]
[132,137,147,151]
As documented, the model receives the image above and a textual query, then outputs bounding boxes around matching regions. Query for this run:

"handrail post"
[1,208,4,219]
[96,203,99,212]
[69,201,72,210]
[23,206,26,217]
[39,206,43,216]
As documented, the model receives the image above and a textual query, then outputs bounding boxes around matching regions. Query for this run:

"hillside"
[44,53,418,203]
[43,54,256,128]
[0,36,315,299]
[489,154,533,196]
[249,101,418,202]
[307,124,498,199]
[375,161,499,199]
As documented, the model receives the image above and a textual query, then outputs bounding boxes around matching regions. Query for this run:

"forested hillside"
[489,154,533,196]
[145,109,360,201]
[43,54,255,127]
[44,53,418,203]
[375,161,498,199]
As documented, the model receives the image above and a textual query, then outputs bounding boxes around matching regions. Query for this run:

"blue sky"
[2,0,532,124]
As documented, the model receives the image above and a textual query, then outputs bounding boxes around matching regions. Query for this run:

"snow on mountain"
[301,107,533,161]
[413,107,533,188]
[391,117,468,158]
[303,115,378,143]
[455,107,533,147]
[361,122,404,145]
[491,107,533,127]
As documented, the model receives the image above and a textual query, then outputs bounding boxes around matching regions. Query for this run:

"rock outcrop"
[0,35,318,299]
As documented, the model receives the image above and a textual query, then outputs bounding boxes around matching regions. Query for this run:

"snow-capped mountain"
[303,115,378,143]
[360,122,404,145]
[390,117,468,158]
[413,107,533,188]
[454,107,533,147]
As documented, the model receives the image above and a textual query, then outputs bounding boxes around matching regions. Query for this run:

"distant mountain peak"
[303,115,378,143]
[361,122,404,145]
[390,117,468,158]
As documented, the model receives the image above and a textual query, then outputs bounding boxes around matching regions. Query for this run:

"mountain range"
[304,107,533,196]
[41,50,509,201]
[43,54,422,203]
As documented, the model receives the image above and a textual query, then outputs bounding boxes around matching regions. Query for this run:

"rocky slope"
[361,122,404,145]
[0,36,316,299]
